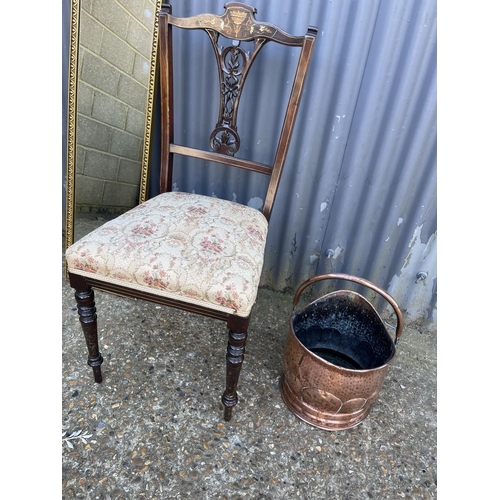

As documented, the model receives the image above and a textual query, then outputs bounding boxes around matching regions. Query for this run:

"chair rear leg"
[69,273,103,383]
[222,315,250,421]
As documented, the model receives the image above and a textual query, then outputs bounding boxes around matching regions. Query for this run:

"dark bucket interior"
[292,293,395,370]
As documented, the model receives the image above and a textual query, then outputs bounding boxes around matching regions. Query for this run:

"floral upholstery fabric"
[66,192,268,317]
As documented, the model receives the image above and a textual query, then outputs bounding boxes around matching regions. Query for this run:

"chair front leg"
[69,273,103,383]
[222,315,250,421]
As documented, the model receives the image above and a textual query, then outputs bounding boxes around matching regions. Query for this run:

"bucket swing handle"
[292,273,404,344]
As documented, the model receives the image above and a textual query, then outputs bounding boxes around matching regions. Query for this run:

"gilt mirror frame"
[65,0,162,254]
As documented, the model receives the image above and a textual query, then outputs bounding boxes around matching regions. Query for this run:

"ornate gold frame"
[64,0,162,252]
[139,0,162,205]
[64,0,79,253]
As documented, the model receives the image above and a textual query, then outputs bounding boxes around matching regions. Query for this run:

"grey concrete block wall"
[75,0,157,214]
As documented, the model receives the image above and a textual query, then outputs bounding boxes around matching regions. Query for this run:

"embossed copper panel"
[280,274,403,431]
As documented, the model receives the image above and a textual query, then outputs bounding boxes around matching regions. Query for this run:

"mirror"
[65,0,161,248]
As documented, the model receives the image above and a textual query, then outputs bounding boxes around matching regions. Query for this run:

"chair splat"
[206,35,267,156]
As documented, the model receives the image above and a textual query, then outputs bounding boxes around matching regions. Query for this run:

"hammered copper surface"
[280,273,403,431]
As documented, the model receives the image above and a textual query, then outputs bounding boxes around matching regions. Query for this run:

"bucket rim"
[292,273,404,344]
[289,289,397,372]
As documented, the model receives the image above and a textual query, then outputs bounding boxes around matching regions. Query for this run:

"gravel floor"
[62,218,437,499]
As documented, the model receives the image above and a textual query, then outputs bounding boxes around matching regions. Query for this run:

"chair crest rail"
[165,2,306,46]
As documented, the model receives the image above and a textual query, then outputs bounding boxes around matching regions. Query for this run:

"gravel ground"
[62,218,437,499]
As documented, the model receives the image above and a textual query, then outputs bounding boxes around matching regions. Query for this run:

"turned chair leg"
[69,273,103,383]
[222,315,250,421]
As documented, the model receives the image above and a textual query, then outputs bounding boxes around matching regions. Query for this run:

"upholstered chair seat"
[66,192,268,317]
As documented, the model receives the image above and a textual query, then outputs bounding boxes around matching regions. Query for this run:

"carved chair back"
[158,2,317,220]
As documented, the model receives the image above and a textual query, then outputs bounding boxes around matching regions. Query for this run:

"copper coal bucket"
[280,274,403,431]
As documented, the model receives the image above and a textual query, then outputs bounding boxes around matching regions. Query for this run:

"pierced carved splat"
[206,33,266,156]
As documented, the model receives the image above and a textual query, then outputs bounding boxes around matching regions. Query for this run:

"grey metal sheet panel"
[166,0,437,325]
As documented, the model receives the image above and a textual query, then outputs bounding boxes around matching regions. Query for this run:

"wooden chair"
[66,2,317,421]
